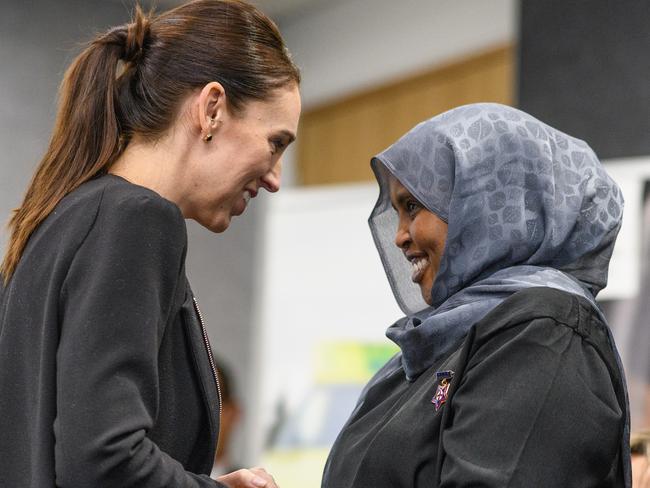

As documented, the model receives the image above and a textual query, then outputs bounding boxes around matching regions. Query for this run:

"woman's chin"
[213,218,231,233]
[418,276,435,306]
[195,214,230,234]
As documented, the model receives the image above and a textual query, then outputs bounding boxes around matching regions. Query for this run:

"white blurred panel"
[249,183,401,460]
[601,157,650,300]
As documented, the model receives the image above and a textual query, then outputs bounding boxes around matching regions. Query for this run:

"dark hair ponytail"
[2,1,300,283]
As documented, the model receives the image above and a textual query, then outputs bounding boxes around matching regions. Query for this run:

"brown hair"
[1,0,300,283]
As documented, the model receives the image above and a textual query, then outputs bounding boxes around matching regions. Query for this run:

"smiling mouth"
[410,256,429,283]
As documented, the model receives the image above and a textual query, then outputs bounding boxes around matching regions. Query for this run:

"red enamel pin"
[432,370,455,411]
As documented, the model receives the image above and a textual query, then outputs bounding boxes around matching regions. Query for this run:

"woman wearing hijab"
[322,103,630,487]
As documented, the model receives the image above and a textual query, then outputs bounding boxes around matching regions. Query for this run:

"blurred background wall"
[2,0,650,485]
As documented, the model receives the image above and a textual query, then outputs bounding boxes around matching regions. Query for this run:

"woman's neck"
[109,132,192,215]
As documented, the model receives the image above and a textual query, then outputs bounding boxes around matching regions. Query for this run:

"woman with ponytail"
[0,1,300,487]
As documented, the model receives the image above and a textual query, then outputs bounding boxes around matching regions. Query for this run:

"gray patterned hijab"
[368,103,624,380]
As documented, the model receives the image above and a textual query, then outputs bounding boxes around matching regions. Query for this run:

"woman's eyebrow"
[391,190,410,210]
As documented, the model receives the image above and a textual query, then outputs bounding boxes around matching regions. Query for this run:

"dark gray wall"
[0,0,259,465]
[518,0,650,159]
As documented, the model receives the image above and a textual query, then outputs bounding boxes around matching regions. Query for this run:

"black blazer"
[0,175,222,487]
[323,287,629,487]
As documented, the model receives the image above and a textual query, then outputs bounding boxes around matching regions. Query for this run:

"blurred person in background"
[0,1,300,487]
[322,103,630,487]
[211,358,244,478]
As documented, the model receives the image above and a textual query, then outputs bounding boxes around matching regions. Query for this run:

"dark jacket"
[0,175,222,487]
[322,287,628,487]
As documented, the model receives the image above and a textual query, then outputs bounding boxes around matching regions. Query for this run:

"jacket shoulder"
[474,286,603,339]
[96,179,184,235]
[466,287,620,387]
[13,176,185,289]
[54,175,184,245]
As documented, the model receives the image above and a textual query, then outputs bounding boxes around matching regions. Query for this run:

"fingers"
[216,467,278,488]
[250,467,278,488]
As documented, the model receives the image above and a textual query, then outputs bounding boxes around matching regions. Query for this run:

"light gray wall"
[281,0,516,110]
[0,0,259,466]
[0,0,128,248]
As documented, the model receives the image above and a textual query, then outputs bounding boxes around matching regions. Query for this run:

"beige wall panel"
[297,45,514,185]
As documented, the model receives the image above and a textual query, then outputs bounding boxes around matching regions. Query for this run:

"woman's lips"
[231,191,251,217]
[411,256,429,283]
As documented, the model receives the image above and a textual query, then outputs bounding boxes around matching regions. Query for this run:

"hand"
[633,453,650,487]
[217,467,279,488]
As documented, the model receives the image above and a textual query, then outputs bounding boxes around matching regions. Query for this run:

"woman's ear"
[197,81,227,139]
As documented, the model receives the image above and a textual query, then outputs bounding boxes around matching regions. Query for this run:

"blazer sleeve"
[439,316,623,487]
[55,193,221,488]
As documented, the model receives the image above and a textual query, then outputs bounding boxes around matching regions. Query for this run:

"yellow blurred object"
[314,341,398,383]
[262,342,399,488]
[262,449,329,488]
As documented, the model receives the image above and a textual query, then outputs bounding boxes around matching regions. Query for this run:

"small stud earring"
[204,133,212,142]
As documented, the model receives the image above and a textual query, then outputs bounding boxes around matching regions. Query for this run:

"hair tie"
[123,14,151,64]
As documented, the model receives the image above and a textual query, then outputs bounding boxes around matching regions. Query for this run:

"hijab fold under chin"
[385,265,594,381]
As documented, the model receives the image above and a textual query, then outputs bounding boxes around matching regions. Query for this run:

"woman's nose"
[260,160,282,193]
[394,220,411,250]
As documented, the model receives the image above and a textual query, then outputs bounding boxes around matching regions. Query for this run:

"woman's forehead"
[388,175,414,205]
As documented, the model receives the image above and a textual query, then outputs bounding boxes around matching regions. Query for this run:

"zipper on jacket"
[192,297,223,424]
